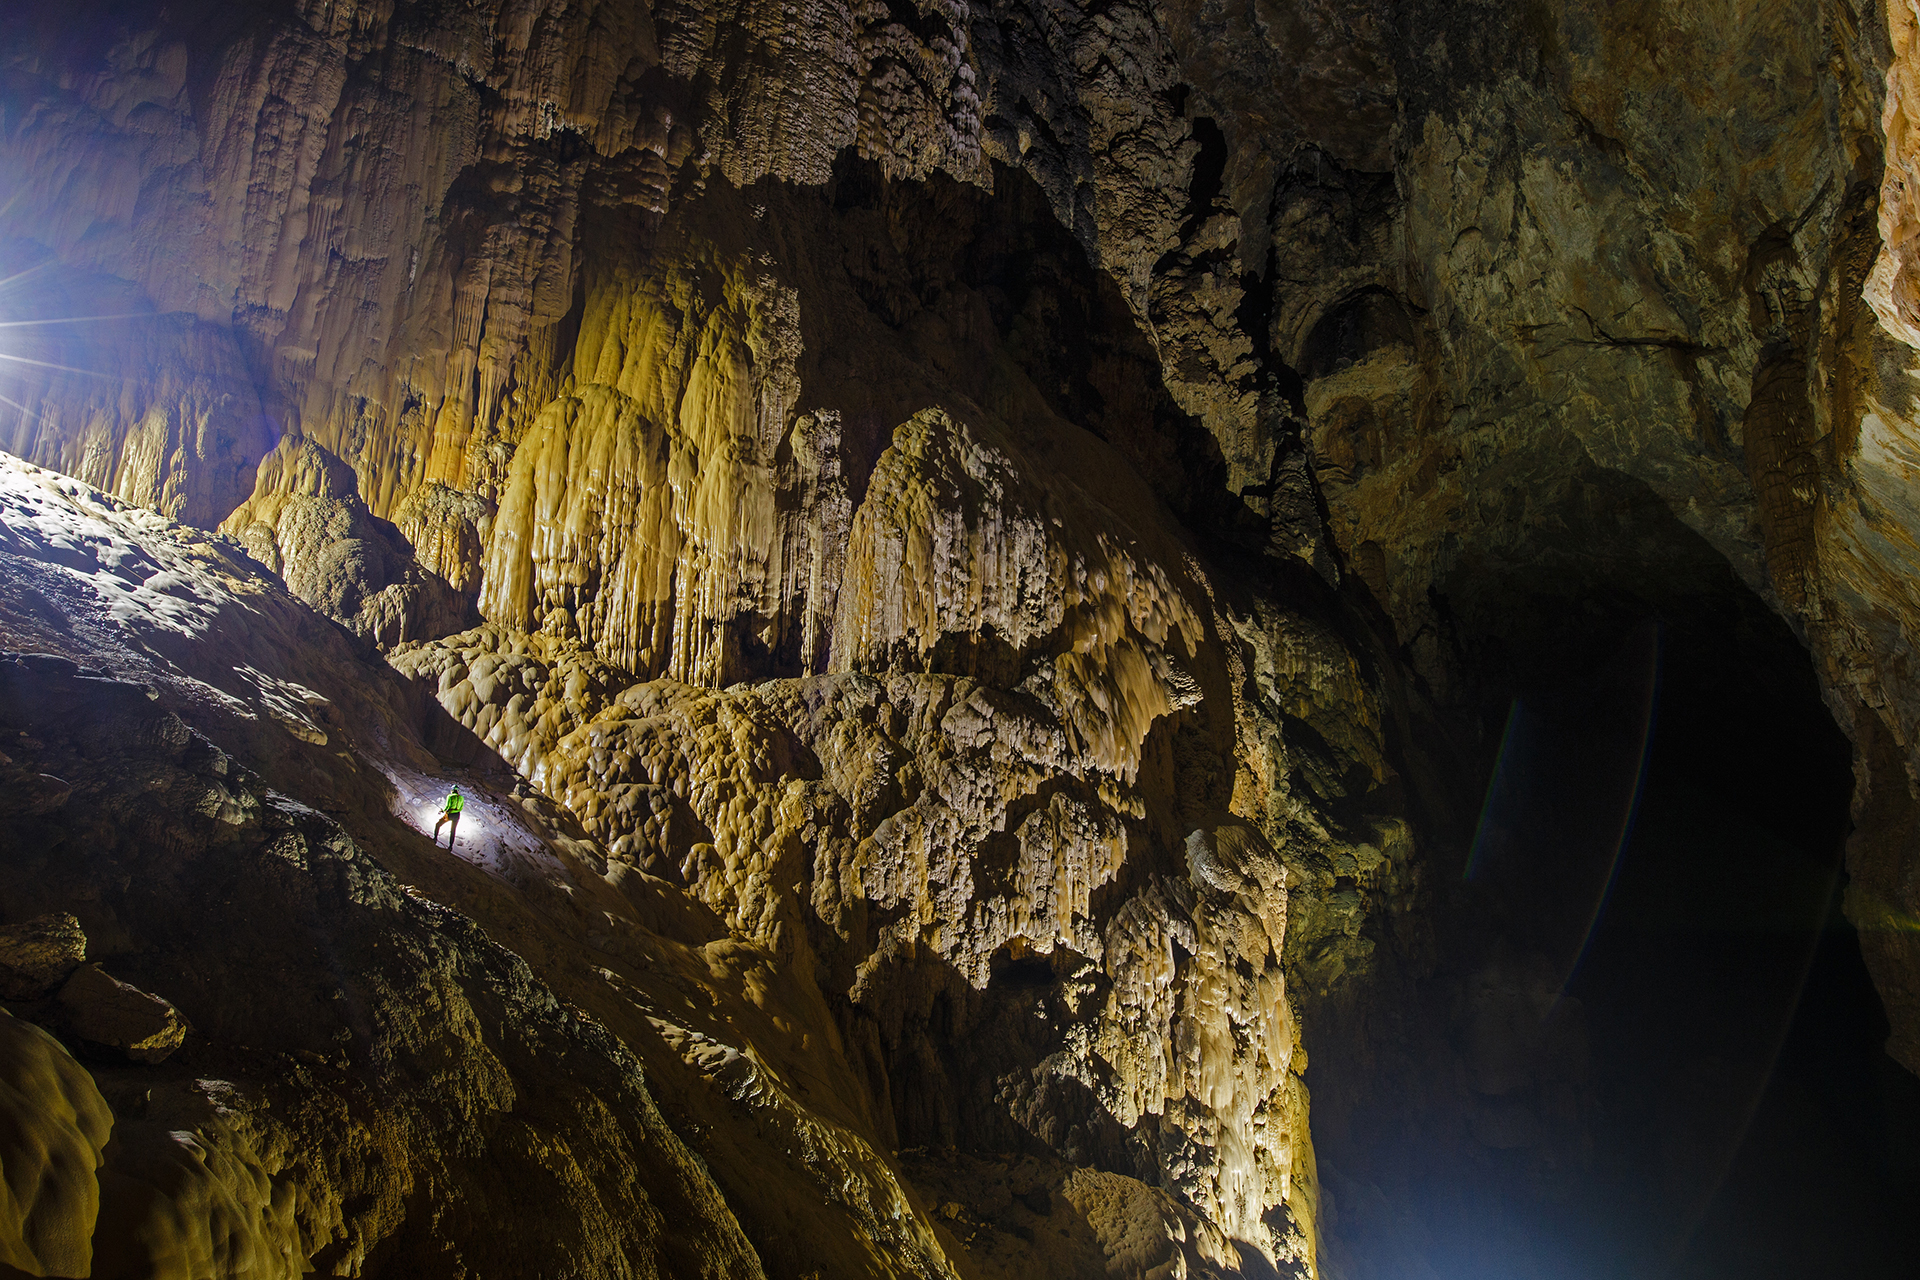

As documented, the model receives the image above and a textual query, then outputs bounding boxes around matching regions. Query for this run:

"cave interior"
[1,0,1919,1277]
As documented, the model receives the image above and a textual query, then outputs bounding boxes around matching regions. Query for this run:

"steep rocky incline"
[0,458,793,1276]
[0,437,1395,1277]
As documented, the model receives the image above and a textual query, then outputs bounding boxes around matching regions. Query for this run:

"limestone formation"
[0,460,774,1275]
[1872,0,1920,347]
[4,0,1920,1275]
[0,1011,111,1278]
[227,438,470,646]
[0,446,1384,1273]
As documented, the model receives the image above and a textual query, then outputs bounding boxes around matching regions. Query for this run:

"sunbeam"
[0,392,47,424]
[0,350,119,380]
[0,261,56,297]
[0,313,150,329]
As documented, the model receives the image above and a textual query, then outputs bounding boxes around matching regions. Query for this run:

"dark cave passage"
[1472,611,1920,1279]
[1317,576,1920,1280]
[1558,626,1920,1280]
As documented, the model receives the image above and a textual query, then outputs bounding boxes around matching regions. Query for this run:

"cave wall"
[5,0,1920,1275]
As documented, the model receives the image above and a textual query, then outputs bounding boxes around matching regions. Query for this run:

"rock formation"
[3,0,1920,1274]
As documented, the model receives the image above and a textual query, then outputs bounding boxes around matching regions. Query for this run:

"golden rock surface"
[5,0,1920,1273]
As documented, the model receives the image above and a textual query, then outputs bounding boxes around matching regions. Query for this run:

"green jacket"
[443,793,464,815]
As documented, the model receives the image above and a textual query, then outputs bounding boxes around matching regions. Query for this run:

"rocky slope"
[4,0,1920,1274]
[0,435,1392,1278]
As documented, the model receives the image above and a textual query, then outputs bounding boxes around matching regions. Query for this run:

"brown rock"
[0,772,71,818]
[0,913,86,1000]
[56,965,187,1064]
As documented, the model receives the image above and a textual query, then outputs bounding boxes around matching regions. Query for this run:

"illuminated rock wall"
[6,0,1920,1275]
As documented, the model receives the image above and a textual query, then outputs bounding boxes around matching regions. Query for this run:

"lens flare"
[1466,697,1527,882]
[1561,621,1664,989]
[0,259,147,438]
[1464,622,1665,996]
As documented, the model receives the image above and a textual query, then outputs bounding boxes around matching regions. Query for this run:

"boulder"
[57,966,186,1064]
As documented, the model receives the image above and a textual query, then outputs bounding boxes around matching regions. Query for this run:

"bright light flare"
[0,260,149,432]
[412,800,485,844]
[0,312,152,329]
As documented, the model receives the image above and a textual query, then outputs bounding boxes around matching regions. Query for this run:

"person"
[434,785,465,848]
